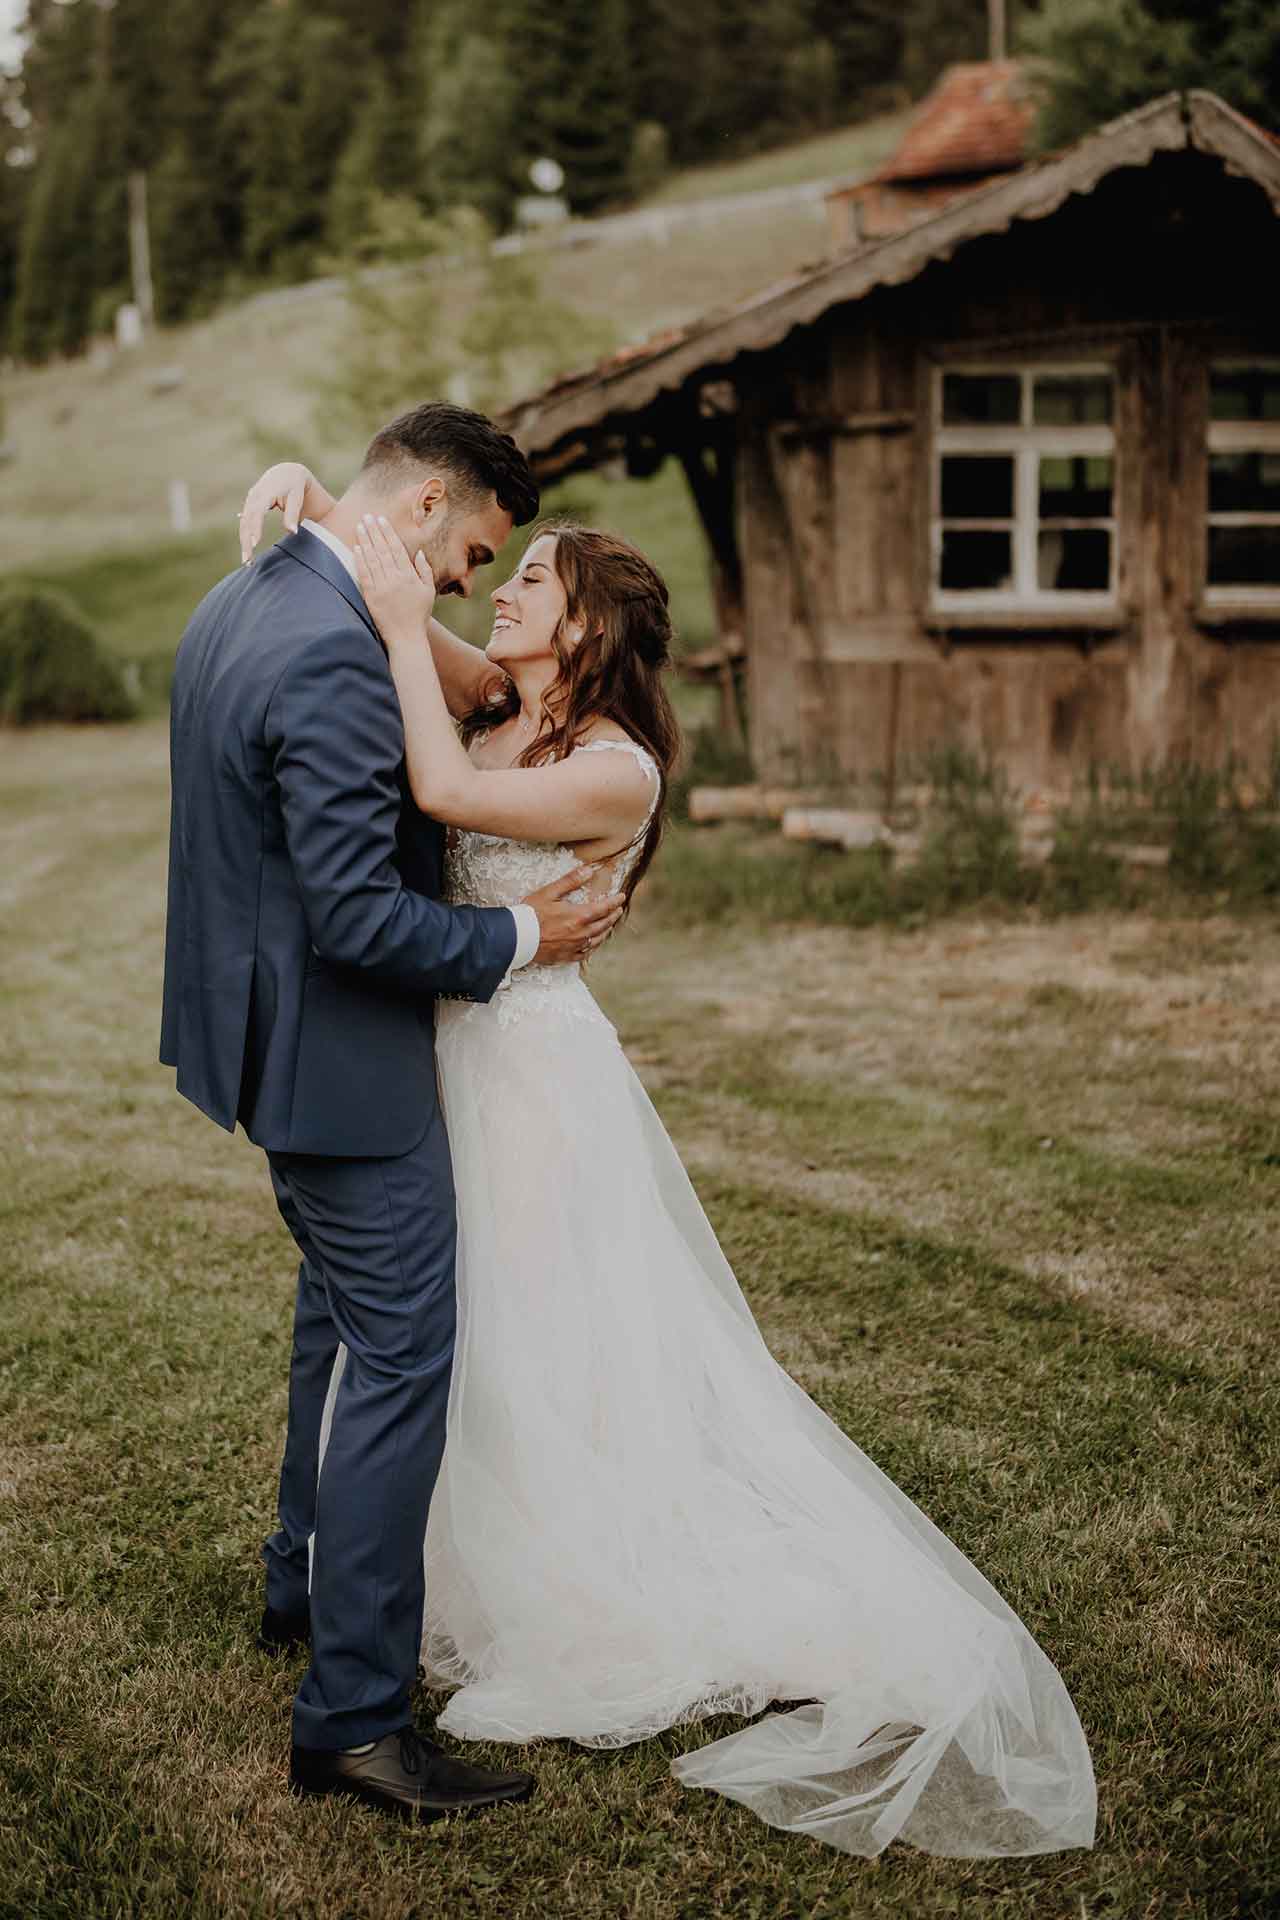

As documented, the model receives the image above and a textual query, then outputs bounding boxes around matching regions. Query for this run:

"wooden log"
[1117,843,1172,869]
[688,786,826,824]
[773,409,915,440]
[782,807,889,849]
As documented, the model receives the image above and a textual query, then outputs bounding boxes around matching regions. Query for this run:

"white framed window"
[1205,360,1280,606]
[930,363,1117,616]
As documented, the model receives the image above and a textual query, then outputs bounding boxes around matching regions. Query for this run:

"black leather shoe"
[257,1604,311,1653]
[290,1724,535,1822]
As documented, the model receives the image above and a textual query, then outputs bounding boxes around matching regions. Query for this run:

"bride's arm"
[355,515,655,847]
[238,462,508,721]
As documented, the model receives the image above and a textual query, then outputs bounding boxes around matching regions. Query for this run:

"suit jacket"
[159,528,516,1157]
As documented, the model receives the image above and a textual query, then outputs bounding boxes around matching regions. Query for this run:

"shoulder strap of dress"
[573,738,661,821]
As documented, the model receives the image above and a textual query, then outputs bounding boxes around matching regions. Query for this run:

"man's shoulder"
[176,547,380,711]
[220,544,378,654]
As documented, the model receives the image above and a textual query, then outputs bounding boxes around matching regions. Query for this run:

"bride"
[241,467,1097,1860]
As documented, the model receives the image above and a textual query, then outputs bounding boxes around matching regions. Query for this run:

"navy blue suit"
[161,529,516,1747]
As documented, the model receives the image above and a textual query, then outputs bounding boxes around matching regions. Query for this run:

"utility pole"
[128,171,155,332]
[989,0,1008,62]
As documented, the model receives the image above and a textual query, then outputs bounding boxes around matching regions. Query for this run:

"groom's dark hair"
[361,402,540,525]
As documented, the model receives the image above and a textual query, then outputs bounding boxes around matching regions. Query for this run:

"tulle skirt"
[414,980,1095,1858]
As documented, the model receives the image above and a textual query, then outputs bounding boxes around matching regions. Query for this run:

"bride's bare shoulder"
[575,721,633,748]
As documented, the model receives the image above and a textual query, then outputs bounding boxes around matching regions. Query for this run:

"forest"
[1,0,1277,363]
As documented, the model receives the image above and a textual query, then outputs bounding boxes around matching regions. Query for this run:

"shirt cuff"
[502,904,540,983]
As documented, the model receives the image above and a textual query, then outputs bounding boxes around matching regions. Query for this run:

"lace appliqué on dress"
[442,739,659,1034]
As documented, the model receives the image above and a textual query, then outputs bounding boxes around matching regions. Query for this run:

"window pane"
[939,529,1013,591]
[1037,529,1111,592]
[1207,524,1280,588]
[940,455,1014,518]
[1039,454,1113,519]
[941,372,1021,425]
[1210,365,1280,423]
[1032,373,1112,425]
[1208,451,1280,514]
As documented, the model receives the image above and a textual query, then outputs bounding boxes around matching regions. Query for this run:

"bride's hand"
[238,462,316,564]
[353,514,437,645]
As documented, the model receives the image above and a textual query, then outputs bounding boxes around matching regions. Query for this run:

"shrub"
[668,719,757,821]
[648,745,1280,930]
[908,748,1027,910]
[0,589,137,726]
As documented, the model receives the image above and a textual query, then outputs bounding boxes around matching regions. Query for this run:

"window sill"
[925,603,1127,635]
[1197,599,1280,630]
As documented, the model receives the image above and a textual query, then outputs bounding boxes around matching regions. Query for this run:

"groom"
[161,403,621,1821]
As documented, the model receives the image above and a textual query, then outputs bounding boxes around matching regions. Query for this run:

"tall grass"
[658,736,1280,928]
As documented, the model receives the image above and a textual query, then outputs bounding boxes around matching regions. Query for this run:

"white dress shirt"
[300,519,540,977]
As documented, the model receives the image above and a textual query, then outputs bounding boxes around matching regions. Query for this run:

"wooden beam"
[677,434,748,745]
[761,425,830,666]
[677,441,742,599]
[773,409,915,440]
[818,620,939,662]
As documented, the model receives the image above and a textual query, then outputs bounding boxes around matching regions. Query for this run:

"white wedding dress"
[409,739,1095,1858]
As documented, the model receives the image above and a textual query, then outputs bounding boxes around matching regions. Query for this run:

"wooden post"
[678,440,748,747]
[989,0,1007,62]
[128,171,155,333]
[883,660,902,818]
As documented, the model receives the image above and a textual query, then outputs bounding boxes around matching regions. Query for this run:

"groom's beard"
[420,517,460,597]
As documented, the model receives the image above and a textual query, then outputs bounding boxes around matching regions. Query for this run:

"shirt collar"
[301,517,358,584]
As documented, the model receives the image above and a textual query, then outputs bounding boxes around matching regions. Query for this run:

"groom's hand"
[523,868,625,966]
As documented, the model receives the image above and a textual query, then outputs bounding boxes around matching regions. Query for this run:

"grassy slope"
[0,133,861,571]
[2,722,1277,1919]
[0,198,818,678]
[3,460,716,704]
[644,112,906,205]
[0,110,908,695]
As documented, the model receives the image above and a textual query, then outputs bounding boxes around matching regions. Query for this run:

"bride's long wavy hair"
[461,521,682,910]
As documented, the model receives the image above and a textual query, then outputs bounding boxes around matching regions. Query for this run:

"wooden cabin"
[503,93,1280,797]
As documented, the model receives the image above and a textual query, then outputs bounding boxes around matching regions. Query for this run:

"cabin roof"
[502,91,1280,471]
[836,59,1033,192]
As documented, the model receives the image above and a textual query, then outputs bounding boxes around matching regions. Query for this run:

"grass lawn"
[2,721,1278,1918]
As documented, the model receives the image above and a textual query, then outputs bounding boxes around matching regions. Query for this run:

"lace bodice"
[442,739,659,1030]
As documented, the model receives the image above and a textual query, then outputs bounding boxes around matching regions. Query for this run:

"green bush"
[0,589,137,725]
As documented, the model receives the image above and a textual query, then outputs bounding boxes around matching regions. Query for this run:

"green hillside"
[1,117,904,686]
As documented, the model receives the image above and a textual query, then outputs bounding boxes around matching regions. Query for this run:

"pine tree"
[812,0,905,114]
[419,9,523,231]
[626,0,716,166]
[10,123,97,358]
[150,135,223,322]
[216,3,364,276]
[550,0,634,212]
[328,69,408,257]
[1214,0,1280,126]
[896,0,986,100]
[0,152,27,342]
[503,0,635,214]
[1020,0,1203,149]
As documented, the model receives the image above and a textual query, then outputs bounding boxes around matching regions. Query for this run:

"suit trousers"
[263,1107,457,1751]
